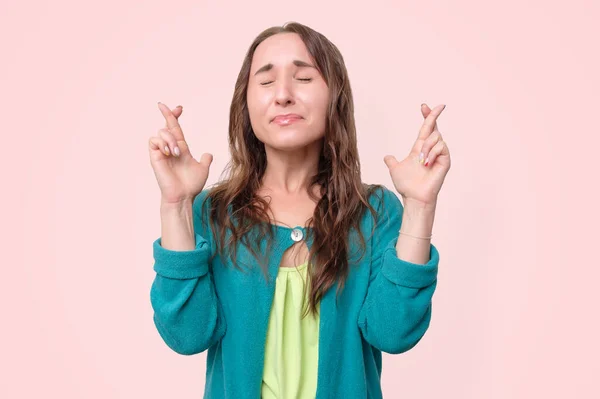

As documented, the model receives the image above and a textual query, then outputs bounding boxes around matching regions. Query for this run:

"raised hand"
[148,102,213,205]
[383,103,451,208]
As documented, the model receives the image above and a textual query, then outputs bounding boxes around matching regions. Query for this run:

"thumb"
[198,152,213,168]
[383,155,398,169]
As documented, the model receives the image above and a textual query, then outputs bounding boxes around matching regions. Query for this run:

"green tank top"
[261,262,320,398]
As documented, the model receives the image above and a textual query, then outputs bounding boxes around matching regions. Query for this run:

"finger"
[383,155,399,169]
[421,103,438,131]
[419,130,443,165]
[158,102,185,141]
[419,130,442,163]
[165,105,183,129]
[148,136,170,157]
[158,128,181,157]
[418,104,446,140]
[423,137,448,167]
[158,105,183,156]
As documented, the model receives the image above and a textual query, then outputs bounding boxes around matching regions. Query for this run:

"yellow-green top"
[261,262,320,399]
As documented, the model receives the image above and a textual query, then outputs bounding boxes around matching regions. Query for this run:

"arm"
[358,187,439,354]
[150,190,226,355]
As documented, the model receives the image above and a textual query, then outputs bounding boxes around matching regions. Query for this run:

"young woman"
[148,21,450,399]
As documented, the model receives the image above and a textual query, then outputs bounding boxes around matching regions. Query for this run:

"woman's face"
[247,32,329,151]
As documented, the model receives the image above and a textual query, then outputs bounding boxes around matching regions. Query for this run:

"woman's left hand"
[383,103,451,208]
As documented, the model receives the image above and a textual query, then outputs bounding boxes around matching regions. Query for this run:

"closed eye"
[260,78,312,86]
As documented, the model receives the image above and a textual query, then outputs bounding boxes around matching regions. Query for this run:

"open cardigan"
[150,186,440,398]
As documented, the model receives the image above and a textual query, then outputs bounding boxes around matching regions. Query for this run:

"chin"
[270,140,311,151]
[256,126,324,150]
[265,134,315,150]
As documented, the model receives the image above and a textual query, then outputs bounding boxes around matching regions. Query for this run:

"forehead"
[250,33,312,72]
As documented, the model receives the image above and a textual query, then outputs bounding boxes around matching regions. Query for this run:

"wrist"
[399,204,435,238]
[402,197,437,213]
[161,198,193,210]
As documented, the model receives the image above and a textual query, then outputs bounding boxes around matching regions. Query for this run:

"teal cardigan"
[150,186,440,398]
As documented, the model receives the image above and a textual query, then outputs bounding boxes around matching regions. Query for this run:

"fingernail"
[176,105,182,109]
[419,152,424,163]
[424,157,430,166]
[174,146,180,156]
[164,145,170,155]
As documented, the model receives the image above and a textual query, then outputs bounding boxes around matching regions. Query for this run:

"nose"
[274,80,295,106]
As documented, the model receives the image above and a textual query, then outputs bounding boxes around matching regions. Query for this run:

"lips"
[272,114,303,123]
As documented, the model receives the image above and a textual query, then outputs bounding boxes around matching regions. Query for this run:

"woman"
[148,21,450,399]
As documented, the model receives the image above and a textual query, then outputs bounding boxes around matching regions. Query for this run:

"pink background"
[3,0,598,397]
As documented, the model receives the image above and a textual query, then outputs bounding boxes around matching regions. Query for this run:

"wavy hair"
[200,21,385,319]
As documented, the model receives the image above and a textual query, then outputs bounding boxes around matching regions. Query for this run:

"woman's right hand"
[148,102,213,205]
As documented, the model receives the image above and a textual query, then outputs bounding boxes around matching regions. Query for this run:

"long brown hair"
[200,21,385,318]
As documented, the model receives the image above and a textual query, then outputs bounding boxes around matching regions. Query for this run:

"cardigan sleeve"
[357,187,439,354]
[149,189,226,355]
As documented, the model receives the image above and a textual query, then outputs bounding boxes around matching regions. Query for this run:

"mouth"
[272,114,303,122]
[271,114,303,126]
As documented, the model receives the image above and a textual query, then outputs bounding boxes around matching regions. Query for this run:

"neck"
[260,141,321,195]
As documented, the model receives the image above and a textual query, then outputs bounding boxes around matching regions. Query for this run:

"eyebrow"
[253,60,316,76]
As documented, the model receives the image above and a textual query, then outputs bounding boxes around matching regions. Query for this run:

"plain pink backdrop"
[3,0,599,398]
